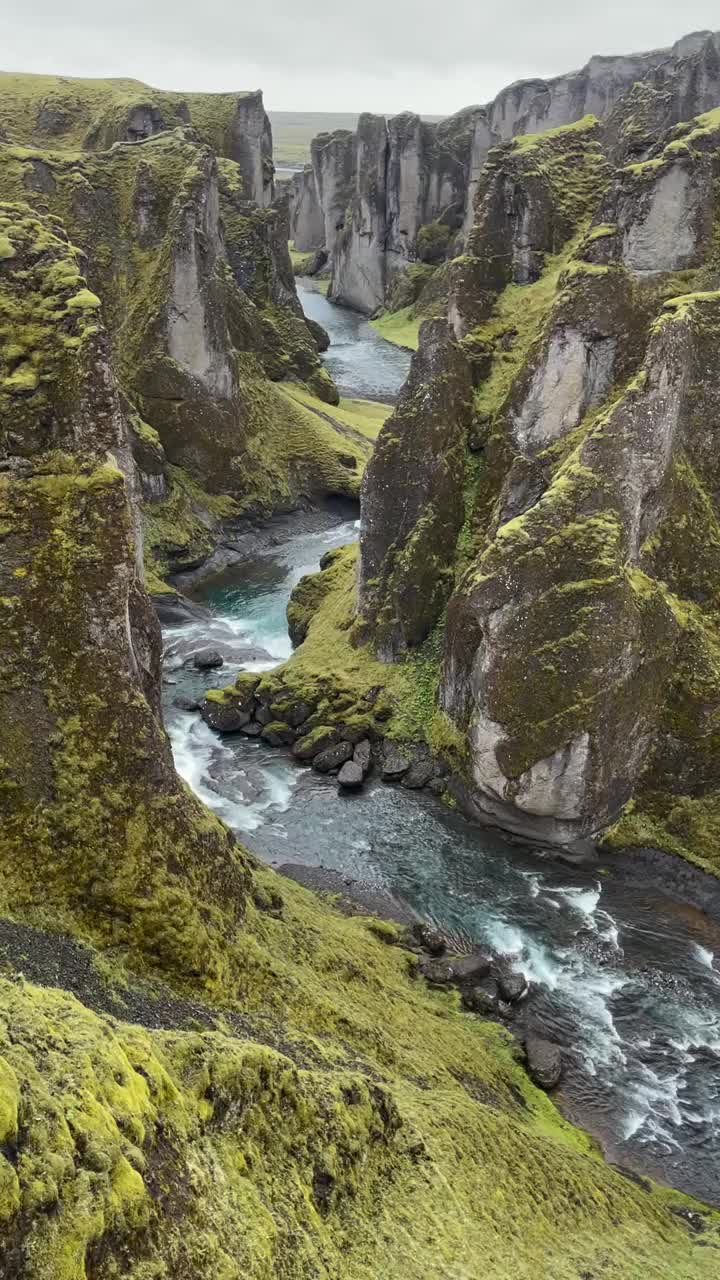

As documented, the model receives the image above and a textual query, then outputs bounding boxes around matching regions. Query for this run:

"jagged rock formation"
[291,29,720,314]
[0,76,375,585]
[293,104,720,873]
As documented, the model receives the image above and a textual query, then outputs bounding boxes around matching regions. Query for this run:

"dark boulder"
[173,695,199,712]
[381,744,411,781]
[284,700,316,728]
[341,721,373,745]
[199,699,251,733]
[293,727,339,761]
[240,721,263,738]
[313,741,354,774]
[192,649,224,670]
[419,951,492,987]
[494,964,529,1003]
[306,316,330,352]
[525,1036,562,1090]
[402,760,434,789]
[353,739,373,777]
[412,923,446,956]
[462,982,500,1016]
[337,761,364,789]
[261,722,296,747]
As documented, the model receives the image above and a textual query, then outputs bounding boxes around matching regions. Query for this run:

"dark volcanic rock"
[313,741,354,774]
[353,739,373,777]
[293,727,340,761]
[402,760,434,790]
[494,964,529,1003]
[337,761,364,789]
[173,695,200,712]
[192,649,224,669]
[420,951,492,987]
[381,744,411,781]
[412,923,446,956]
[240,721,263,738]
[462,983,500,1016]
[525,1036,562,1090]
[199,699,251,733]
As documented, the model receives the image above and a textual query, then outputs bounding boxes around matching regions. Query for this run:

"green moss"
[509,113,600,154]
[369,306,420,350]
[279,381,391,441]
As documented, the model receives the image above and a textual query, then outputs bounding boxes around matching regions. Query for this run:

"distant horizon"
[0,9,718,116]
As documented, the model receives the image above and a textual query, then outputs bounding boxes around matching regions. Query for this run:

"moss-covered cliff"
[285,107,720,877]
[2,198,716,1278]
[0,75,374,588]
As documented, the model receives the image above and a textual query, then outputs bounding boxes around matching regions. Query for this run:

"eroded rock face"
[290,166,325,251]
[353,104,720,859]
[0,204,254,965]
[359,319,472,658]
[331,114,388,314]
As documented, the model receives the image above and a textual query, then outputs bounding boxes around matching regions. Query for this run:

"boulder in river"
[353,739,373,776]
[494,963,530,1003]
[240,721,263,738]
[525,1036,563,1090]
[313,741,354,774]
[293,726,340,761]
[261,722,296,747]
[173,695,200,712]
[381,743,411,782]
[337,761,364,790]
[199,699,251,733]
[193,648,225,669]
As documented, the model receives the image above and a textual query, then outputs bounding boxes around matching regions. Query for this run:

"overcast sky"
[1,2,719,114]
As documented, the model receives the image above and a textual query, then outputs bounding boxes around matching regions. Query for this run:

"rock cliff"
[291,29,720,315]
[291,104,720,875]
[0,75,376,584]
[2,178,711,1280]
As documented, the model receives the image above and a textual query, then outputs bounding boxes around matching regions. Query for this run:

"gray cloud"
[0,1,718,113]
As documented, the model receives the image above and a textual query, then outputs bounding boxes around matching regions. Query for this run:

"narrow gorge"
[2,31,720,1280]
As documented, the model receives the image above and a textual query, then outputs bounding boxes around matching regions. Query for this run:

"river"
[160,282,720,1206]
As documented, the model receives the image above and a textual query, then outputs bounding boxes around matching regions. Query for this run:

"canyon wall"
[0,74,377,584]
[291,29,720,312]
[287,101,720,874]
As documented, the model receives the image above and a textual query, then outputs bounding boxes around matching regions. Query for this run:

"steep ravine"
[162,289,720,1207]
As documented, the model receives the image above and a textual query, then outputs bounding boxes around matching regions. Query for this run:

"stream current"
[161,282,720,1205]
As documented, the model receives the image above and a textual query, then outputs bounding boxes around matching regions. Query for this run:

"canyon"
[2,37,720,1280]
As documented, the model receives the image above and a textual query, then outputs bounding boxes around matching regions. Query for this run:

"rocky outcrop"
[359,320,472,657]
[0,74,275,204]
[292,29,720,314]
[331,114,389,314]
[289,165,325,251]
